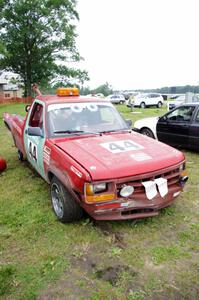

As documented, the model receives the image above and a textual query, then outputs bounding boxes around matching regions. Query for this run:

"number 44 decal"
[28,139,38,162]
[100,140,144,153]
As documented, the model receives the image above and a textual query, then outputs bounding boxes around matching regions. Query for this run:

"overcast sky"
[75,0,199,90]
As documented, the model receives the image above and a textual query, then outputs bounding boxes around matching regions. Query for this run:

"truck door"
[24,100,46,179]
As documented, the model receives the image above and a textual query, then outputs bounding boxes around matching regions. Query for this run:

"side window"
[167,106,195,122]
[29,103,43,128]
[195,110,199,122]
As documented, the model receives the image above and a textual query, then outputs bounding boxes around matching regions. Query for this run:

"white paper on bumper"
[142,181,158,200]
[155,178,168,197]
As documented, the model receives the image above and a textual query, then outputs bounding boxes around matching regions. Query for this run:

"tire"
[140,128,155,139]
[140,102,146,109]
[119,101,123,104]
[157,101,162,108]
[18,150,24,161]
[50,176,83,223]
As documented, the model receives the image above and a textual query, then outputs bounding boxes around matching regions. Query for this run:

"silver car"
[106,94,126,104]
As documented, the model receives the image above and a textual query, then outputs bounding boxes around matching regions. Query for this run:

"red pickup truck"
[3,87,188,223]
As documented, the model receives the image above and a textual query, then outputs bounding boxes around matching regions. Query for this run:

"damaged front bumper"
[82,163,188,221]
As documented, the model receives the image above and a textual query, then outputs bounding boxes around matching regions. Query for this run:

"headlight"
[85,183,107,195]
[120,185,134,197]
[84,182,115,203]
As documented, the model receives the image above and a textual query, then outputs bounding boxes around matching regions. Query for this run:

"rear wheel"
[157,101,162,108]
[141,128,155,139]
[140,102,146,109]
[50,176,83,223]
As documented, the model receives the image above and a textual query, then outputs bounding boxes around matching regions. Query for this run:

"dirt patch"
[93,221,113,235]
[95,264,137,286]
[38,244,138,300]
[38,248,102,300]
[93,221,127,249]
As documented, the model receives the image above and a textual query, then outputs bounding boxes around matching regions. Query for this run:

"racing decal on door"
[28,139,38,162]
[43,146,51,166]
[100,140,144,153]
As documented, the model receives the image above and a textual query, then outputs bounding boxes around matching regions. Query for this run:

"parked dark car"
[134,103,199,151]
[157,103,199,150]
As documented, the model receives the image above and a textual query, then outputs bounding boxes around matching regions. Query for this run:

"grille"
[117,167,180,197]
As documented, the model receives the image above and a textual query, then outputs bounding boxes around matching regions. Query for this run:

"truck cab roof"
[35,94,109,105]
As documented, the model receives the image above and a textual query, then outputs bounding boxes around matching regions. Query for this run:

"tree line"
[142,85,199,94]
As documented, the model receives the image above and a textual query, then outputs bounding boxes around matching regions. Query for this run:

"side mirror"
[125,119,132,128]
[27,127,43,137]
[25,105,31,112]
[160,115,168,122]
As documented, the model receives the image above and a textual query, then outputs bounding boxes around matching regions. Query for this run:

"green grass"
[0,103,199,299]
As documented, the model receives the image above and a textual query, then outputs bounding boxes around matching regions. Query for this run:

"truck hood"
[54,131,184,181]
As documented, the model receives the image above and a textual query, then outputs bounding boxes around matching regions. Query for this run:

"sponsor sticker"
[130,152,152,161]
[70,166,82,178]
[43,146,51,165]
[90,166,96,170]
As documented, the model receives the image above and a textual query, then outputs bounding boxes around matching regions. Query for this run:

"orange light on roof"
[56,87,79,97]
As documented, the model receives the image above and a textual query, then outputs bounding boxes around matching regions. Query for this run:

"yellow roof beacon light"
[56,87,79,97]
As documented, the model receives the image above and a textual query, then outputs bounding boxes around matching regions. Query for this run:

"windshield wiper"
[99,129,130,134]
[54,130,83,134]
[54,130,100,135]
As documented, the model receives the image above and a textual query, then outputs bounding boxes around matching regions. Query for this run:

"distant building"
[0,77,7,98]
[0,76,23,99]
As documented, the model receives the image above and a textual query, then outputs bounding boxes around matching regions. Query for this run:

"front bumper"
[81,163,187,221]
[84,185,183,221]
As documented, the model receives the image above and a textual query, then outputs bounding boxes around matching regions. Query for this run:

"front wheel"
[140,102,146,109]
[17,150,24,161]
[50,177,83,223]
[157,101,162,108]
[140,128,155,139]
